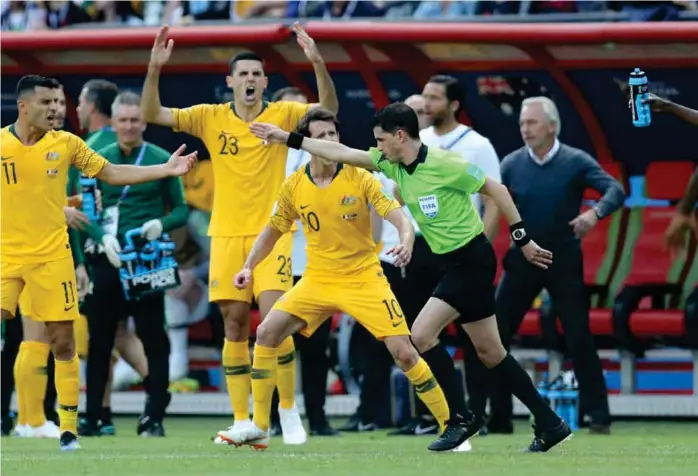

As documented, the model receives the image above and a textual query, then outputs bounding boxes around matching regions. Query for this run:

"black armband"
[510,221,531,247]
[286,132,304,150]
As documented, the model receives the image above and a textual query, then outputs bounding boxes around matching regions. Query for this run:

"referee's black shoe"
[427,414,482,452]
[524,420,572,453]
[388,417,439,436]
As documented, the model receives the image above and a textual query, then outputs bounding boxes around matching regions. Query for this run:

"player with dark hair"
[11,85,86,438]
[222,107,449,450]
[250,102,572,453]
[141,23,338,444]
[77,79,119,151]
[1,74,198,451]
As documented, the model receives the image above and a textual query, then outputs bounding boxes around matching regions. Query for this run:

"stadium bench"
[607,162,698,393]
[611,162,698,353]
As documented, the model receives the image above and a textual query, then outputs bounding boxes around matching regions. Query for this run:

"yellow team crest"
[45,151,60,161]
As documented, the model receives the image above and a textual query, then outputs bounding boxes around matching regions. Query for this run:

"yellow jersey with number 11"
[170,101,311,237]
[1,126,107,264]
[270,164,401,283]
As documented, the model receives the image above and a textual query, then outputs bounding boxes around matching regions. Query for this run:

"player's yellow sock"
[22,341,50,428]
[405,358,450,432]
[222,339,251,422]
[13,343,28,426]
[54,354,79,435]
[276,336,296,410]
[251,344,277,431]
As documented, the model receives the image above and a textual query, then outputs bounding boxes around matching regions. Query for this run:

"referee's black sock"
[420,344,471,421]
[491,354,559,427]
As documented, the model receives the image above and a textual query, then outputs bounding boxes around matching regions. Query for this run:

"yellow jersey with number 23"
[270,164,401,282]
[170,101,311,237]
[1,126,107,263]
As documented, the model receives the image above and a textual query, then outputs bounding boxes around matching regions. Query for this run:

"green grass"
[3,419,698,476]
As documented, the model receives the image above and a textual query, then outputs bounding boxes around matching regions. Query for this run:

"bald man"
[405,94,429,131]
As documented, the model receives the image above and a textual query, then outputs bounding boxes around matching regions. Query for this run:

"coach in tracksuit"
[80,91,188,437]
[489,97,624,435]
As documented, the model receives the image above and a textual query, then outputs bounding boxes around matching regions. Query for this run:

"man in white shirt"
[421,75,501,240]
[420,75,502,433]
[268,87,337,437]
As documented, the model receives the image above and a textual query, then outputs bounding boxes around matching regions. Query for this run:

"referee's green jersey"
[369,144,486,255]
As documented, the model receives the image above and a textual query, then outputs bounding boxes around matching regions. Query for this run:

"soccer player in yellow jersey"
[12,85,91,439]
[221,108,450,449]
[1,75,198,451]
[141,24,339,443]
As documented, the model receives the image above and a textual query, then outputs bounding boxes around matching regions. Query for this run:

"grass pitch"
[2,418,697,476]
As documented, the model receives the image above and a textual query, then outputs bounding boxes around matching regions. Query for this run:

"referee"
[490,97,624,435]
[250,102,571,453]
[80,92,188,437]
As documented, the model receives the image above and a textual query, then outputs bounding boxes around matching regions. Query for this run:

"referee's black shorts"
[432,233,497,324]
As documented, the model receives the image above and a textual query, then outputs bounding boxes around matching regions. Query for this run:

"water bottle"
[80,177,99,222]
[139,244,158,271]
[629,68,651,128]
[119,245,139,281]
[159,234,177,269]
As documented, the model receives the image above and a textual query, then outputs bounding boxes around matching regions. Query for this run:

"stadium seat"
[612,162,698,351]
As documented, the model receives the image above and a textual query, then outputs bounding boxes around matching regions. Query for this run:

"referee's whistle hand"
[521,241,553,270]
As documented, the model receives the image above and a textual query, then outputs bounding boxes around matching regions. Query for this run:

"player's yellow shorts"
[209,233,293,303]
[273,277,410,339]
[1,256,80,322]
[18,289,33,317]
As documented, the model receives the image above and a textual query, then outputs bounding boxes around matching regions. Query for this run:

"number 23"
[218,133,239,155]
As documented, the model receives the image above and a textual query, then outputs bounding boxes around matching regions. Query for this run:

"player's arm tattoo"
[244,226,283,271]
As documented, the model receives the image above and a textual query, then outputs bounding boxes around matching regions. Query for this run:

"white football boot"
[279,404,307,445]
[213,419,253,445]
[29,421,61,438]
[216,422,270,450]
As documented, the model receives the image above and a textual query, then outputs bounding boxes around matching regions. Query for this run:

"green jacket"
[85,127,117,152]
[85,142,188,244]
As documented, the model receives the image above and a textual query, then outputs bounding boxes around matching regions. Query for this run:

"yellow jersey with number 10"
[170,101,311,237]
[1,126,107,263]
[270,164,401,282]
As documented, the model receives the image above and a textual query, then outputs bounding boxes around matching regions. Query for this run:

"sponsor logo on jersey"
[47,168,59,177]
[342,213,358,221]
[418,195,439,218]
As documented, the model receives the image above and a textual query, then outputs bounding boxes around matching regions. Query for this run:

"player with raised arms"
[141,24,339,444]
[250,103,572,453]
[1,75,197,451]
[223,107,450,450]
